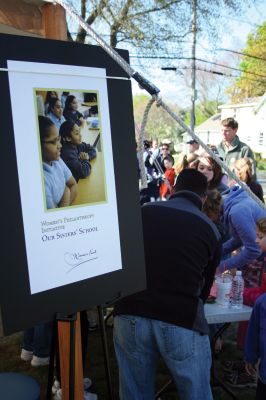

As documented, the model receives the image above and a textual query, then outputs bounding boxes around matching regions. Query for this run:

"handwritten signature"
[64,249,98,272]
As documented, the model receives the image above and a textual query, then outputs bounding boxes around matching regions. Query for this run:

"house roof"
[218,95,263,109]
[194,113,221,133]
[254,92,266,114]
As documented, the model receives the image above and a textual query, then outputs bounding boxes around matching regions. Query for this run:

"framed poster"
[0,34,146,335]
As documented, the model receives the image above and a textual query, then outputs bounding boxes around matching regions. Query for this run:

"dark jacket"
[114,191,222,334]
[63,109,84,126]
[217,135,256,177]
[60,142,96,182]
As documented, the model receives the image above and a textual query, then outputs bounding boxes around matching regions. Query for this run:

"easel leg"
[46,319,57,400]
[97,306,114,400]
[57,312,84,400]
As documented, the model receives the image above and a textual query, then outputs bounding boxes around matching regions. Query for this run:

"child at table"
[39,116,77,209]
[244,217,266,399]
[60,120,97,182]
[63,95,84,127]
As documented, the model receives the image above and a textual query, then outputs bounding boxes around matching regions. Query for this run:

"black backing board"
[0,33,146,335]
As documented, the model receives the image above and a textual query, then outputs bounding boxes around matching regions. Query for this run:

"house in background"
[183,94,266,157]
[220,93,266,157]
[182,113,221,153]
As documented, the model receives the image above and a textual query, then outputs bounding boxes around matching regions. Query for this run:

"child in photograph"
[61,91,70,109]
[47,97,66,131]
[39,116,77,209]
[245,217,266,399]
[63,95,84,127]
[44,90,59,115]
[60,120,97,182]
[159,155,175,200]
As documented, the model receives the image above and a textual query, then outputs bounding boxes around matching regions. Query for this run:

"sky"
[130,1,266,107]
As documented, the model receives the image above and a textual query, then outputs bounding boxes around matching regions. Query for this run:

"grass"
[0,322,257,399]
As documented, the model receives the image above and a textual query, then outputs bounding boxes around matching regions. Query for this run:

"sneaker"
[31,355,50,367]
[52,380,61,395]
[222,360,246,373]
[53,388,62,400]
[84,393,98,400]
[225,371,257,388]
[54,389,97,400]
[20,348,33,361]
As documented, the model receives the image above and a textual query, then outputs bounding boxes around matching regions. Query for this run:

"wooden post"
[42,3,68,41]
[57,312,84,400]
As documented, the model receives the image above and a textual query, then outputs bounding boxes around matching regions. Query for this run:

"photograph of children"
[35,89,106,211]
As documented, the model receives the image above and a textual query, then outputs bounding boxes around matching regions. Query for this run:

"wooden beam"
[42,3,67,40]
[57,312,84,400]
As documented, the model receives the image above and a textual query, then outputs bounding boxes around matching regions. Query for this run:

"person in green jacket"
[217,117,256,177]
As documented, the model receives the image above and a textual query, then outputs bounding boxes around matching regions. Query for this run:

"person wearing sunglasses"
[146,142,174,175]
[39,116,77,209]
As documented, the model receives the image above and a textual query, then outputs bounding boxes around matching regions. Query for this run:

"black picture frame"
[0,33,146,335]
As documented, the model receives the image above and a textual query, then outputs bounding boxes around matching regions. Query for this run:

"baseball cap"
[186,139,198,144]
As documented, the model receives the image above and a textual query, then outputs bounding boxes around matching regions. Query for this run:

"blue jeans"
[113,315,213,400]
[23,322,52,357]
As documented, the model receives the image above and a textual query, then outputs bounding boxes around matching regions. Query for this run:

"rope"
[54,0,134,78]
[137,96,171,192]
[53,0,266,210]
[137,97,156,189]
[53,0,160,97]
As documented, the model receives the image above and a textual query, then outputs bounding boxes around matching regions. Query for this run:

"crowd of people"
[139,118,264,204]
[117,116,266,399]
[19,115,266,400]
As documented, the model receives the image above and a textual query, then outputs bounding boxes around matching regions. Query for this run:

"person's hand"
[58,186,71,207]
[79,152,89,161]
[229,179,237,187]
[79,117,85,126]
[245,362,256,376]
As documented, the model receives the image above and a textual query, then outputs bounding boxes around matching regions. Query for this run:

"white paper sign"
[8,60,122,294]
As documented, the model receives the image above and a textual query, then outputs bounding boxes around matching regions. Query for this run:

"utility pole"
[190,0,197,132]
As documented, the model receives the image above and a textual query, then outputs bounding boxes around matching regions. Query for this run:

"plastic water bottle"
[230,271,244,309]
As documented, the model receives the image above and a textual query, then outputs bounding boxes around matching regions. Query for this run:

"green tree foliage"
[133,94,182,144]
[228,22,266,102]
[182,100,220,127]
[69,0,255,54]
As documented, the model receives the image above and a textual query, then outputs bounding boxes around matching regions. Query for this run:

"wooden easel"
[0,4,114,398]
[57,313,84,400]
[46,312,84,400]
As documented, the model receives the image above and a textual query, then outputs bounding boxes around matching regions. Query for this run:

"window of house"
[259,132,264,145]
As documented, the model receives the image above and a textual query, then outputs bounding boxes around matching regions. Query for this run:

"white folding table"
[205,303,252,324]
